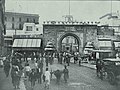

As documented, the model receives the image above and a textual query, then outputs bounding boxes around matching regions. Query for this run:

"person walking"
[44,68,51,89]
[11,67,21,89]
[74,52,78,64]
[63,52,66,64]
[54,69,62,84]
[66,54,70,66]
[37,59,43,73]
[36,68,42,84]
[24,63,31,78]
[3,58,11,77]
[45,54,49,66]
[63,65,69,83]
[78,57,82,66]
[29,69,37,90]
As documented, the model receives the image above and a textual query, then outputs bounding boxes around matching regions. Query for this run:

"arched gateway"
[43,21,100,53]
[58,33,81,52]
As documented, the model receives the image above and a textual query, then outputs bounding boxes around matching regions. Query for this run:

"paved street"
[0,60,120,90]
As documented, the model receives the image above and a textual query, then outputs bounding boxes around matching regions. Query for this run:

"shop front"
[113,41,120,58]
[92,38,113,59]
[12,36,43,60]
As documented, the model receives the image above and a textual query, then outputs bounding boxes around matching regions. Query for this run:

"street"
[0,60,120,90]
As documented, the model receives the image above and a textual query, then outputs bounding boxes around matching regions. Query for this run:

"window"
[19,24,22,30]
[27,18,29,22]
[12,23,14,29]
[36,28,39,31]
[5,17,7,21]
[26,26,32,31]
[19,17,21,22]
[12,17,14,22]
[33,19,35,23]
[114,27,120,35]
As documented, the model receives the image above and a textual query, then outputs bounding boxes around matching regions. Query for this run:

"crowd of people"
[1,52,70,90]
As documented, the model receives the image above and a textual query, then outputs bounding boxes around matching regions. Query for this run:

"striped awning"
[12,39,41,48]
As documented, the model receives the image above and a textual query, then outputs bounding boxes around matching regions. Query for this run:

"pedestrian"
[78,58,82,66]
[63,65,69,83]
[37,59,43,73]
[74,54,78,64]
[11,67,21,89]
[54,69,62,84]
[29,69,37,90]
[60,52,63,64]
[44,68,51,89]
[66,54,70,66]
[3,58,11,77]
[45,54,49,66]
[43,73,46,82]
[0,59,3,68]
[36,68,42,84]
[63,52,66,63]
[24,63,31,78]
[96,59,103,79]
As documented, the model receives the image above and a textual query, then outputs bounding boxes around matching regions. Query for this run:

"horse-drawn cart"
[101,58,120,85]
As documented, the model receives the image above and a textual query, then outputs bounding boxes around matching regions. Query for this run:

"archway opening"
[58,33,80,53]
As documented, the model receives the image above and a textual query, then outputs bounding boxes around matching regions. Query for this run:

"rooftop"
[5,12,39,17]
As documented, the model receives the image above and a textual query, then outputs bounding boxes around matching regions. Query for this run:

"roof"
[12,39,41,48]
[5,12,39,17]
[103,58,120,62]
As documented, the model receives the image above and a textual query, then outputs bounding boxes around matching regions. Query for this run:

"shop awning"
[99,41,112,47]
[12,39,41,48]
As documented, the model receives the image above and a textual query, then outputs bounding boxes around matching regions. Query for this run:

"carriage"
[101,58,120,85]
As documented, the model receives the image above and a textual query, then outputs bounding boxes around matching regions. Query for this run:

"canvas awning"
[99,41,112,47]
[12,39,41,49]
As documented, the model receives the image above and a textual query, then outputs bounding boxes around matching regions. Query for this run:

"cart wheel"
[102,71,108,80]
[108,72,116,85]
[97,71,101,78]
[101,68,108,81]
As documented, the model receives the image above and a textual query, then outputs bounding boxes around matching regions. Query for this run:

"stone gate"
[43,21,100,53]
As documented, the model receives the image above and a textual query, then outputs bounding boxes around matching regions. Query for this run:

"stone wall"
[43,24,117,52]
[85,26,99,49]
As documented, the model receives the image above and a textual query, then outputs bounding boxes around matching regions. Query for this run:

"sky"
[5,0,120,26]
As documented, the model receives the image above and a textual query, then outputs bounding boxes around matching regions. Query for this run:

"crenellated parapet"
[43,21,100,25]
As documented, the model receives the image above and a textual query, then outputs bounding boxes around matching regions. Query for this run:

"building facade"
[5,12,39,31]
[99,12,120,35]
[43,20,119,54]
[0,0,5,56]
[4,22,41,56]
[4,12,40,56]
